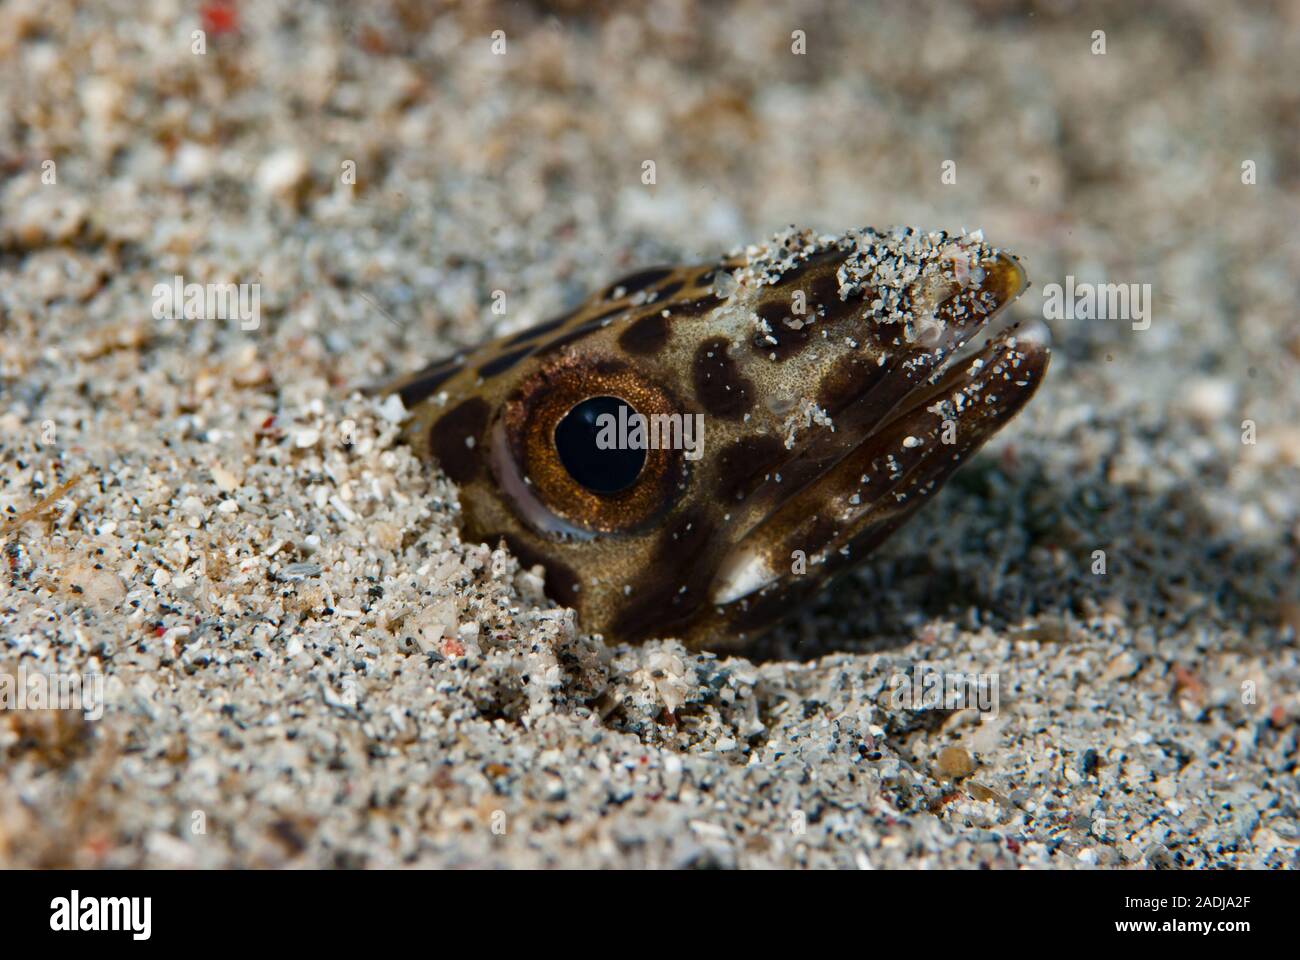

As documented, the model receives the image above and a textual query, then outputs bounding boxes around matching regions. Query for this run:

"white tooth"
[709,549,779,606]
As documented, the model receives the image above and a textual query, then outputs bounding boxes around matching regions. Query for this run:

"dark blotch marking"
[666,295,721,318]
[503,309,576,348]
[603,267,674,301]
[397,360,462,407]
[752,301,811,361]
[618,311,671,355]
[714,435,787,502]
[809,273,864,325]
[693,337,754,420]
[477,345,533,379]
[650,280,683,302]
[610,508,716,643]
[498,533,581,602]
[428,396,489,484]
[816,354,889,415]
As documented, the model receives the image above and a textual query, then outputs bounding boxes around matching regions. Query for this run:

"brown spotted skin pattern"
[386,226,1051,650]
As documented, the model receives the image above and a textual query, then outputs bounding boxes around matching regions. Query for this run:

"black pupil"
[554,396,647,494]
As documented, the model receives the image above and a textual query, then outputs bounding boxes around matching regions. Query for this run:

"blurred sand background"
[1,0,1298,867]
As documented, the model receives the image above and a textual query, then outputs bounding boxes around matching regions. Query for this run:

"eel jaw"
[709,262,1049,609]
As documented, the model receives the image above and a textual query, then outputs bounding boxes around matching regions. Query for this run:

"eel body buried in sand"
[387,226,1050,650]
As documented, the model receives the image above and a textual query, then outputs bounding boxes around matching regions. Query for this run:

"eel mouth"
[709,251,1048,607]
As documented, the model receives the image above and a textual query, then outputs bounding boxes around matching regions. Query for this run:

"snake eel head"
[387,226,1049,649]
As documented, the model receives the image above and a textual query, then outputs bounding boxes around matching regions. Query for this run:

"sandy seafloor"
[1,0,1298,868]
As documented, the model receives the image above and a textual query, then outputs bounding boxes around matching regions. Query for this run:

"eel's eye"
[493,359,686,536]
[554,396,646,493]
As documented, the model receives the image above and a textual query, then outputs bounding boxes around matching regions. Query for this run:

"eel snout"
[710,249,1048,607]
